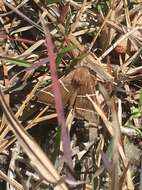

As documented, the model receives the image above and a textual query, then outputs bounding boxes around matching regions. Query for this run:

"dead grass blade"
[3,0,42,32]
[86,94,134,189]
[110,97,121,190]
[20,39,44,57]
[0,79,42,150]
[99,26,142,61]
[0,89,68,190]
[86,94,113,136]
[70,0,87,33]
[0,170,23,190]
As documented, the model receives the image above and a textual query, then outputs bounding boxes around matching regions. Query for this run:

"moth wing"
[75,74,96,109]
[36,84,55,105]
[36,70,75,106]
[75,74,98,122]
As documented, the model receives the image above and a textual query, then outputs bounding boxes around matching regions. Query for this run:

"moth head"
[71,67,92,88]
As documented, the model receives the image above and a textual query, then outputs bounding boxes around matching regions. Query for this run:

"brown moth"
[36,67,98,122]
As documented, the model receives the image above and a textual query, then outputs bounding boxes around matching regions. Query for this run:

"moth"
[36,67,99,122]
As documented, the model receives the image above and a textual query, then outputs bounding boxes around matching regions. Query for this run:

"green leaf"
[131,107,139,115]
[46,0,61,4]
[131,106,142,118]
[0,57,30,67]
[106,139,113,160]
[56,45,76,65]
[59,45,76,54]
[52,127,61,164]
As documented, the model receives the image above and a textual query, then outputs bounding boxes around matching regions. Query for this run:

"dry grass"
[0,0,142,189]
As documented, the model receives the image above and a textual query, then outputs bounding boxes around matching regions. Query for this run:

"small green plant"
[130,90,142,120]
[125,90,142,136]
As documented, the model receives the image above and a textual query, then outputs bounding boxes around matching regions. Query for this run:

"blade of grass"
[40,17,74,179]
[0,56,31,67]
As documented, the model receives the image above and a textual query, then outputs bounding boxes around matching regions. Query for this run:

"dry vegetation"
[0,0,142,189]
